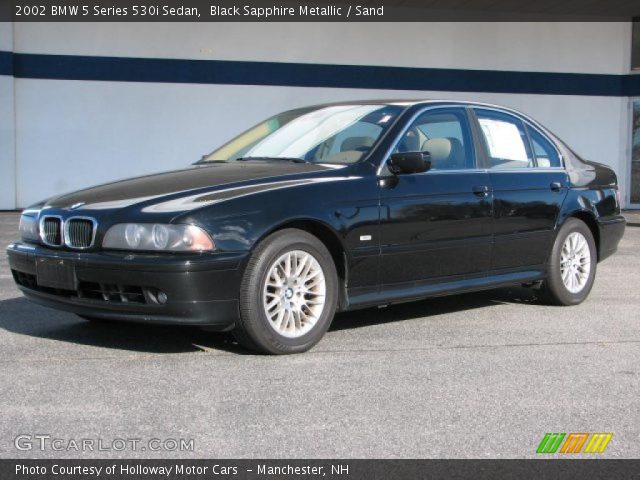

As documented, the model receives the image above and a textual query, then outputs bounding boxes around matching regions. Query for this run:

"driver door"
[378,107,493,287]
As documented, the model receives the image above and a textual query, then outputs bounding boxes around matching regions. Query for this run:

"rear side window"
[474,109,533,169]
[527,126,561,168]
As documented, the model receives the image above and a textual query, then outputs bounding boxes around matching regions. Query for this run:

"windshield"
[202,104,403,164]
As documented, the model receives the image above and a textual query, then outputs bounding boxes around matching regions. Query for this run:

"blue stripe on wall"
[0,51,12,76]
[622,74,640,96]
[1,51,639,97]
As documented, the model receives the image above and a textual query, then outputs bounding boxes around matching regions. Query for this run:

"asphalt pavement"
[0,211,638,458]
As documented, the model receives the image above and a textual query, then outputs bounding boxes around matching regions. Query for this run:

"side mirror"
[388,151,431,175]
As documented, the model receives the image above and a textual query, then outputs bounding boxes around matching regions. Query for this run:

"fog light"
[157,291,168,304]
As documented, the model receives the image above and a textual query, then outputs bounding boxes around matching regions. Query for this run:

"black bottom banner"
[4,459,640,480]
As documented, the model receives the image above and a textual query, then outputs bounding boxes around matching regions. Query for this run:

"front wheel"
[233,229,339,354]
[540,218,597,306]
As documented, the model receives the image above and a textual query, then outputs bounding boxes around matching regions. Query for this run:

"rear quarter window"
[527,126,562,168]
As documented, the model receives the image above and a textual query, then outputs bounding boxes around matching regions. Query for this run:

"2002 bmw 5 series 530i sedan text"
[7,100,626,354]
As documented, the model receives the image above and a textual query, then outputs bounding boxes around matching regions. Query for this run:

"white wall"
[3,21,635,208]
[14,22,629,74]
[0,22,15,209]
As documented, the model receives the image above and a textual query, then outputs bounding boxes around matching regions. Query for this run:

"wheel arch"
[256,218,349,310]
[559,210,601,261]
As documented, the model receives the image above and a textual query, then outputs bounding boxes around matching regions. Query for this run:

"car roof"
[295,99,545,128]
[298,99,527,114]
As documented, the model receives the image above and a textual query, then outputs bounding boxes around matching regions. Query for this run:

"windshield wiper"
[236,156,310,164]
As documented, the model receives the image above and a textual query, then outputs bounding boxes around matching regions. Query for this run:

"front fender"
[176,172,380,255]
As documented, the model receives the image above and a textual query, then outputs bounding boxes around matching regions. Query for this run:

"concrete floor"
[624,210,640,226]
[0,211,638,458]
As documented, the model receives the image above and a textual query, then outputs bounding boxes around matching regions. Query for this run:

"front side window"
[474,109,534,169]
[394,109,475,170]
[203,104,403,164]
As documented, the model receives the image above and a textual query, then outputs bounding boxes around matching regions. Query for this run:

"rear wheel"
[233,229,338,354]
[540,218,597,306]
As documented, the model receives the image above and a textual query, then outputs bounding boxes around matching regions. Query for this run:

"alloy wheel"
[560,231,591,294]
[262,250,327,338]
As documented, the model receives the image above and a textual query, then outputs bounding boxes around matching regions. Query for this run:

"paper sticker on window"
[479,118,527,161]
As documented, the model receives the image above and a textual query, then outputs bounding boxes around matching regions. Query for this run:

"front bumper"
[7,242,248,326]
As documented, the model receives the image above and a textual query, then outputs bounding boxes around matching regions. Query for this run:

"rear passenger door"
[471,108,569,270]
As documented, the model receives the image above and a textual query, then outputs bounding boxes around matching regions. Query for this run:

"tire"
[233,228,339,354]
[539,218,597,306]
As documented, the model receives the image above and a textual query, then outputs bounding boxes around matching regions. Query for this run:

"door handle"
[550,182,562,192]
[472,185,490,197]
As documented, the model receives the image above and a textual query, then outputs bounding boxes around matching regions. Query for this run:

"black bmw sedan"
[7,100,626,354]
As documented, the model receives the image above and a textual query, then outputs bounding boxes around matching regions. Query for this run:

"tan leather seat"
[421,137,466,170]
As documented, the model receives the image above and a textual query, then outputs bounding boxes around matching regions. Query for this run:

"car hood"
[44,161,346,212]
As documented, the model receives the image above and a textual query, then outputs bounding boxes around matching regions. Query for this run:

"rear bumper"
[598,215,626,261]
[7,242,248,326]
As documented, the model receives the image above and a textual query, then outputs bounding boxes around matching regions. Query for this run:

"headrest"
[422,137,453,163]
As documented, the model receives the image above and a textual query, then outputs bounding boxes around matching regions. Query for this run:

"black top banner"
[4,459,640,480]
[2,0,639,22]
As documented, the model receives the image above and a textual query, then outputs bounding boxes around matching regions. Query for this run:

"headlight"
[19,211,40,242]
[103,223,215,252]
